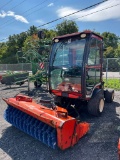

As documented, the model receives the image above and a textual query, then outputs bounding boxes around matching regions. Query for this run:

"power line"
[0,0,118,42]
[10,0,27,10]
[0,0,50,28]
[0,0,108,30]
[70,3,120,23]
[0,0,28,27]
[37,0,110,27]
[0,0,13,10]
[0,0,110,42]
[44,2,120,34]
[24,0,56,17]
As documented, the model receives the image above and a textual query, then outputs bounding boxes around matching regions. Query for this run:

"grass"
[104,78,120,90]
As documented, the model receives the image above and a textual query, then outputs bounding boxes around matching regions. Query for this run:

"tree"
[102,32,119,49]
[28,25,38,36]
[56,20,78,36]
[101,32,120,58]
[43,29,57,39]
[16,32,27,48]
[104,46,115,58]
[0,43,8,63]
[115,43,120,58]
[22,34,51,63]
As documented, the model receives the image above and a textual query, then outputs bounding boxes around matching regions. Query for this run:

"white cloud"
[35,19,44,24]
[0,11,7,18]
[0,10,29,23]
[48,3,54,7]
[57,0,120,22]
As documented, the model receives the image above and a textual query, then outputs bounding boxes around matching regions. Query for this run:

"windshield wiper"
[52,41,65,65]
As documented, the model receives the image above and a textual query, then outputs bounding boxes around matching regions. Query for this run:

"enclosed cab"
[48,30,114,116]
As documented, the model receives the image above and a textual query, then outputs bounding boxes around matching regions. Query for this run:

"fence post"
[6,64,7,71]
[106,58,108,87]
[22,63,23,71]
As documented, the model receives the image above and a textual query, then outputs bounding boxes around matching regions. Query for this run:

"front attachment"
[3,94,89,150]
[118,138,120,160]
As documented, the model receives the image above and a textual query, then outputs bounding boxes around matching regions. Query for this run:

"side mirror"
[38,30,45,39]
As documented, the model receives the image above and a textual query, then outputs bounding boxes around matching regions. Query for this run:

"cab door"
[86,38,103,96]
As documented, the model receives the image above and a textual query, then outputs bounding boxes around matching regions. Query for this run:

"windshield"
[49,38,86,93]
[50,38,86,67]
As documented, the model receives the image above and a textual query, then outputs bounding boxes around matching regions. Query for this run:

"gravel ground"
[0,82,120,160]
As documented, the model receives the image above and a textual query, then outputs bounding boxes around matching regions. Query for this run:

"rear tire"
[34,80,42,88]
[104,90,114,103]
[87,90,104,116]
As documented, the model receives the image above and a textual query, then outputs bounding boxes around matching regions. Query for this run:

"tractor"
[48,30,114,117]
[3,30,114,150]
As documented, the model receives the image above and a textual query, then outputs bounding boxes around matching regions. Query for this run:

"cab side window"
[86,38,102,95]
[88,38,101,65]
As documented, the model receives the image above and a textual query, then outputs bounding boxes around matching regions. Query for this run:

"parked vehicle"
[3,30,114,150]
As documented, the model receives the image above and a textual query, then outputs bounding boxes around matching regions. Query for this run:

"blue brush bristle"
[4,105,58,149]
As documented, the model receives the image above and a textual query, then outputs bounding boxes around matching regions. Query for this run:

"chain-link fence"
[103,58,120,75]
[0,62,48,73]
[104,58,120,76]
[0,58,120,90]
[103,58,120,90]
[0,58,120,76]
[0,63,32,71]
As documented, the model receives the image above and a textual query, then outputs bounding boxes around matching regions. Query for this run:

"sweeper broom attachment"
[3,94,89,150]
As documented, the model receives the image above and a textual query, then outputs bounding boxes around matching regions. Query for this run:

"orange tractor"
[3,30,114,150]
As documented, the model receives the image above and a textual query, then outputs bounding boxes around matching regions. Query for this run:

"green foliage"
[102,32,119,49]
[56,20,78,36]
[0,22,120,64]
[0,43,8,62]
[0,25,57,63]
[21,36,51,63]
[0,32,28,63]
[43,29,57,39]
[28,25,38,36]
[114,43,120,58]
[104,79,120,90]
[101,32,120,58]
[104,46,115,58]
[22,36,39,53]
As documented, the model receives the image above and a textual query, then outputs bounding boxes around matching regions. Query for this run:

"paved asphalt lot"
[0,83,120,160]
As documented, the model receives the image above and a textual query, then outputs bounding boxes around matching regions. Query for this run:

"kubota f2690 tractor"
[48,30,114,117]
[3,30,114,150]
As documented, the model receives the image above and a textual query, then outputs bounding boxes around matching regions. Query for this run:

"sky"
[0,0,120,42]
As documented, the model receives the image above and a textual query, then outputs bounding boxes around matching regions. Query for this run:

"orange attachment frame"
[3,94,89,150]
[118,138,120,160]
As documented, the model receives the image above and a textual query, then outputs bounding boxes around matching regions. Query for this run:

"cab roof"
[53,30,103,40]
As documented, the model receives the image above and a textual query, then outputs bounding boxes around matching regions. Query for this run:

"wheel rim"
[99,99,104,113]
[112,92,114,100]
